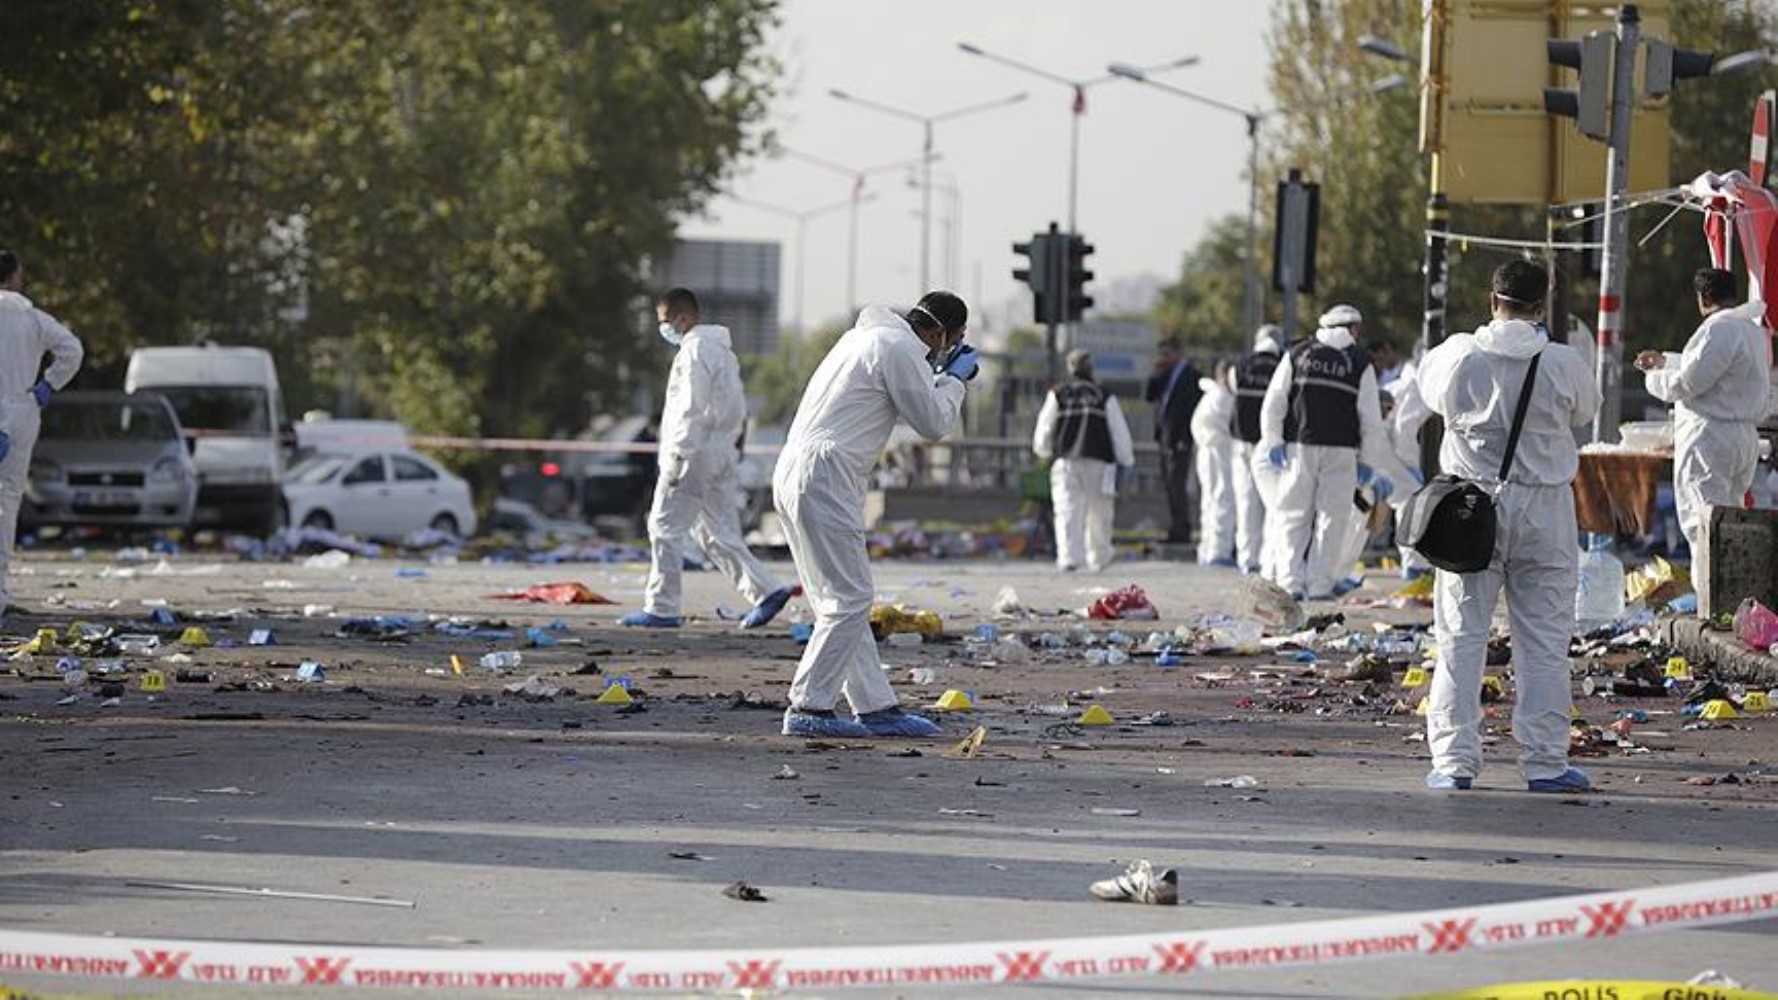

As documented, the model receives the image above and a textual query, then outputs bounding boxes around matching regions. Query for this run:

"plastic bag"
[1241,576,1305,632]
[1732,598,1778,652]
[1088,585,1158,621]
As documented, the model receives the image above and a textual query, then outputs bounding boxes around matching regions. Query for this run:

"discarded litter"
[991,586,1026,617]
[1091,807,1141,817]
[908,667,937,684]
[486,582,615,605]
[721,881,768,903]
[502,675,561,701]
[869,603,943,640]
[302,550,352,570]
[885,632,923,648]
[1088,860,1178,905]
[478,651,523,672]
[524,627,559,648]
[1205,775,1264,789]
[773,765,800,780]
[1243,575,1305,631]
[1088,585,1158,621]
[1732,598,1778,652]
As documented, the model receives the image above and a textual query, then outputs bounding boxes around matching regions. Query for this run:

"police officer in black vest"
[1035,349,1135,572]
[1144,336,1202,546]
[1257,304,1388,599]
[1230,325,1285,575]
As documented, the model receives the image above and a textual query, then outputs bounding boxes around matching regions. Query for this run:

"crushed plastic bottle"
[479,651,523,672]
[1205,618,1265,654]
[1037,632,1068,650]
[994,635,1030,664]
[1575,535,1626,633]
[885,632,923,648]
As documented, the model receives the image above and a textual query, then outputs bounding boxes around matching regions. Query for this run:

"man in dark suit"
[1144,336,1202,545]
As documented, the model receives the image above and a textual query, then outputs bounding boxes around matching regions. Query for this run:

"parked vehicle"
[125,345,288,535]
[484,497,601,547]
[282,449,477,540]
[23,391,198,530]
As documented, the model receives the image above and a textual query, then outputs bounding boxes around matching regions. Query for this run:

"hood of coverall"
[1472,318,1548,359]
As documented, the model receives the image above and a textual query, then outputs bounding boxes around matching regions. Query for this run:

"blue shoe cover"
[1331,577,1363,597]
[741,587,794,630]
[1425,770,1473,790]
[781,709,871,738]
[1527,766,1591,793]
[856,707,942,738]
[618,611,682,628]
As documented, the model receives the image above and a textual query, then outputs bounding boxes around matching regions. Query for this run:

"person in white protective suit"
[1634,267,1772,592]
[1258,304,1389,599]
[1032,349,1135,573]
[1419,260,1600,792]
[774,292,979,739]
[1385,362,1434,579]
[1231,326,1285,575]
[1328,384,1417,592]
[0,251,84,620]
[1190,360,1238,565]
[620,287,793,630]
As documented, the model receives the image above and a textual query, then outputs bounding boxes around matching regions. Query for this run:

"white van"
[125,345,288,535]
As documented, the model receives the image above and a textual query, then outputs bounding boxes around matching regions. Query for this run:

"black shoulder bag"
[1394,352,1541,574]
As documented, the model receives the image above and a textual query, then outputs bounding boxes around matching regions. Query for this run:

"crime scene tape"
[0,872,1773,993]
[1413,983,1776,999]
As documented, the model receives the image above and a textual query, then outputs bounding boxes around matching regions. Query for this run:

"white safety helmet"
[1318,304,1363,329]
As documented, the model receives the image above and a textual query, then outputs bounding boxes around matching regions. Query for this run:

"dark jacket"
[1144,359,1201,449]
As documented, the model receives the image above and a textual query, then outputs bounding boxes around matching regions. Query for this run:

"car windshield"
[287,455,349,484]
[151,386,271,434]
[41,399,178,442]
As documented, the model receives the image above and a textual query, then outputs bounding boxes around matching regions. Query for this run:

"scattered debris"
[721,881,768,903]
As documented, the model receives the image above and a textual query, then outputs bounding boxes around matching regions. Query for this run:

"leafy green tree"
[1151,214,1254,353]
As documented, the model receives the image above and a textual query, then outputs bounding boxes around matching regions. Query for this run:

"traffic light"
[1545,32,1613,142]
[1062,234,1094,322]
[1643,40,1715,98]
[1013,231,1056,325]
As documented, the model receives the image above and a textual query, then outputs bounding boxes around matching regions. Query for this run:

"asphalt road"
[1,552,1775,998]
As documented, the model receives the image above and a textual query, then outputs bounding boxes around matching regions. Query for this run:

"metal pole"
[1417,188,1450,479]
[921,120,934,290]
[1244,115,1262,335]
[794,216,807,334]
[847,187,860,316]
[1592,3,1639,444]
[1068,90,1082,232]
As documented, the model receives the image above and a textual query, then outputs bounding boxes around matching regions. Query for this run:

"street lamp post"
[732,194,876,334]
[1108,64,1406,337]
[829,88,1028,290]
[955,44,1198,234]
[780,148,934,314]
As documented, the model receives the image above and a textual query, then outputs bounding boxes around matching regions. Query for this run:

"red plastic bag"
[1088,585,1159,621]
[486,582,615,605]
[1733,598,1778,651]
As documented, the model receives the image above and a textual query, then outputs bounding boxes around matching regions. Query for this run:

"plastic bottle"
[479,651,523,672]
[1575,534,1626,632]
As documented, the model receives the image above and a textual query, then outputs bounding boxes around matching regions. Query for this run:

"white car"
[282,450,477,540]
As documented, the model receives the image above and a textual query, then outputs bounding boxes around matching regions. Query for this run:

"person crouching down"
[1418,260,1600,792]
[1033,349,1134,572]
[774,292,980,739]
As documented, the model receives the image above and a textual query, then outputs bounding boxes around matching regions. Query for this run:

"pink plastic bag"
[1732,598,1778,651]
[1088,585,1159,621]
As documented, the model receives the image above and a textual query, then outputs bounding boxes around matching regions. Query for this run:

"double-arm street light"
[955,44,1200,233]
[779,147,935,314]
[829,88,1029,291]
[1109,64,1407,337]
[731,193,878,334]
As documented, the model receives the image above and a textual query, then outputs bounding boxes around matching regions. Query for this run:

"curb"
[1663,617,1778,688]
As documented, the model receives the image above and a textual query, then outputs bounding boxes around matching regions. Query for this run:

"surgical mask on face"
[658,322,682,347]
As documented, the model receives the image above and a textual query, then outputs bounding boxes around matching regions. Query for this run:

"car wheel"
[301,510,334,532]
[429,513,460,537]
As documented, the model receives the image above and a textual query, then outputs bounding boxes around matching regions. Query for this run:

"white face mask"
[658,322,683,347]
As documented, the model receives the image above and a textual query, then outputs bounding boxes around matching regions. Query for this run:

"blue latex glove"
[942,345,980,382]
[1373,476,1394,501]
[1356,462,1375,487]
[1267,444,1288,470]
[0,431,10,464]
[29,380,52,408]
[1114,464,1131,493]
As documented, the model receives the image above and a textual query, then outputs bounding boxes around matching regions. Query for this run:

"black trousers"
[1159,441,1195,544]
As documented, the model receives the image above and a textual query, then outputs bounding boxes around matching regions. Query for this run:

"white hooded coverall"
[774,307,965,714]
[643,324,784,619]
[1232,330,1285,574]
[1258,324,1387,597]
[1032,384,1134,572]
[1642,303,1771,591]
[0,290,84,613]
[1190,377,1237,564]
[1419,319,1600,783]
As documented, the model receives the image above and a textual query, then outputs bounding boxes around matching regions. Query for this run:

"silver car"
[25,391,199,529]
